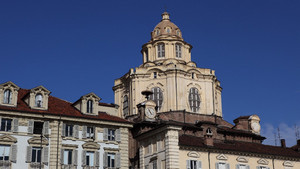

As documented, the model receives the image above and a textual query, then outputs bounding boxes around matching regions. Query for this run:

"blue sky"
[1,1,299,146]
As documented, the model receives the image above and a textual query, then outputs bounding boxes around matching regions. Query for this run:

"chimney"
[297,139,300,146]
[204,135,213,147]
[280,139,286,148]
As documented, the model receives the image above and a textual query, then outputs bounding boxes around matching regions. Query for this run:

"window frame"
[35,93,43,107]
[0,145,10,162]
[31,147,42,163]
[85,151,94,167]
[86,127,94,139]
[87,99,93,113]
[175,43,182,58]
[157,43,165,58]
[63,149,73,165]
[189,88,200,113]
[3,89,12,104]
[0,119,12,132]
[108,129,115,141]
[150,87,163,111]
[33,121,44,134]
[107,153,115,168]
[65,124,73,137]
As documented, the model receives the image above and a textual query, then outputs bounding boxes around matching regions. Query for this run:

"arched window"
[150,87,163,111]
[87,100,93,113]
[206,128,213,135]
[35,94,43,107]
[189,88,200,112]
[3,89,12,104]
[157,43,165,58]
[123,95,129,117]
[175,44,182,58]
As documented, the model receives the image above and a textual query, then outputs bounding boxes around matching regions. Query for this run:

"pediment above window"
[0,134,17,144]
[257,158,269,165]
[82,142,100,150]
[73,93,101,115]
[236,156,249,163]
[216,154,228,161]
[283,161,293,167]
[187,151,200,158]
[0,81,20,107]
[25,85,51,110]
[28,136,49,146]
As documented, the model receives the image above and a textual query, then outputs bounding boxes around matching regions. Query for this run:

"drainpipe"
[208,151,211,169]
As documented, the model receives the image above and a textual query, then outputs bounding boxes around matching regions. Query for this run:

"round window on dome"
[156,29,160,35]
[176,30,180,36]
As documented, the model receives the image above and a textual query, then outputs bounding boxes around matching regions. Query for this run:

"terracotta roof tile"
[0,89,130,124]
[179,135,300,158]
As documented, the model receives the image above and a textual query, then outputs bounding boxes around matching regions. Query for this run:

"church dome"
[151,12,183,40]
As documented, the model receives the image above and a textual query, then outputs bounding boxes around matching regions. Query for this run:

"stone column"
[165,126,181,169]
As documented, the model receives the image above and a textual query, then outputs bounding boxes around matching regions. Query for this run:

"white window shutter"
[197,161,202,169]
[215,163,219,169]
[246,165,250,169]
[226,163,230,169]
[103,128,108,141]
[186,160,191,169]
[82,126,87,138]
[0,117,2,129]
[43,121,49,136]
[73,150,78,166]
[62,123,66,137]
[81,150,86,167]
[10,144,17,163]
[28,120,34,134]
[116,129,121,142]
[61,149,64,164]
[116,152,121,168]
[12,118,19,132]
[103,152,108,167]
[95,151,100,167]
[26,146,32,163]
[42,147,49,165]
[74,125,79,138]
[236,164,239,169]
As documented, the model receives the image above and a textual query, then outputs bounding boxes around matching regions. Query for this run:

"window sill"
[103,141,119,145]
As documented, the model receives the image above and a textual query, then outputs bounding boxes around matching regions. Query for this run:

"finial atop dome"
[162,12,170,20]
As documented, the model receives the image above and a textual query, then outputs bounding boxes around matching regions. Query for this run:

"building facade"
[113,12,300,169]
[0,81,132,169]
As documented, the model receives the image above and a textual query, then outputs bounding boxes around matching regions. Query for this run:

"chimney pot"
[281,139,286,148]
[297,139,300,146]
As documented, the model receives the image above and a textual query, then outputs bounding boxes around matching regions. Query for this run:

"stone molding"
[257,158,269,165]
[216,154,228,161]
[82,142,100,150]
[187,151,200,158]
[0,134,17,144]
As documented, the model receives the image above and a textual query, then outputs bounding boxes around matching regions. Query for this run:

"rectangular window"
[190,160,197,169]
[157,43,165,58]
[65,124,73,137]
[238,164,247,169]
[153,160,157,169]
[31,147,41,163]
[0,145,10,161]
[86,151,94,166]
[0,119,12,132]
[33,121,43,134]
[218,163,226,169]
[63,149,72,165]
[108,129,115,141]
[87,127,94,139]
[107,153,115,168]
[258,167,267,169]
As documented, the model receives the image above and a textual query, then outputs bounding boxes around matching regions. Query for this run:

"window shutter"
[226,163,230,169]
[43,121,49,136]
[73,150,78,166]
[12,118,19,132]
[186,160,191,169]
[246,165,250,169]
[256,167,260,169]
[61,149,64,164]
[10,144,17,163]
[62,123,66,137]
[26,146,32,163]
[116,152,121,168]
[82,126,87,138]
[103,128,108,141]
[92,127,96,139]
[42,147,49,165]
[236,164,239,169]
[0,117,2,129]
[81,150,86,167]
[95,151,100,167]
[74,125,79,138]
[215,163,219,169]
[116,129,121,142]
[197,161,202,169]
[28,120,34,134]
[103,152,108,167]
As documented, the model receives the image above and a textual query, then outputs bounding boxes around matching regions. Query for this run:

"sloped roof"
[179,135,300,158]
[0,89,130,124]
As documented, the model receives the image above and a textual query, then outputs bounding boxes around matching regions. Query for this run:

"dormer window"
[87,100,93,113]
[175,44,182,58]
[206,128,213,135]
[166,27,171,33]
[157,43,165,58]
[35,94,43,107]
[3,89,12,104]
[153,72,157,79]
[156,29,160,35]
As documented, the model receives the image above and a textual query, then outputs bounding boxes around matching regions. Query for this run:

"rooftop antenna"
[274,132,277,146]
[295,124,300,140]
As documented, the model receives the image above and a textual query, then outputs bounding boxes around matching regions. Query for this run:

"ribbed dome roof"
[151,12,183,40]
